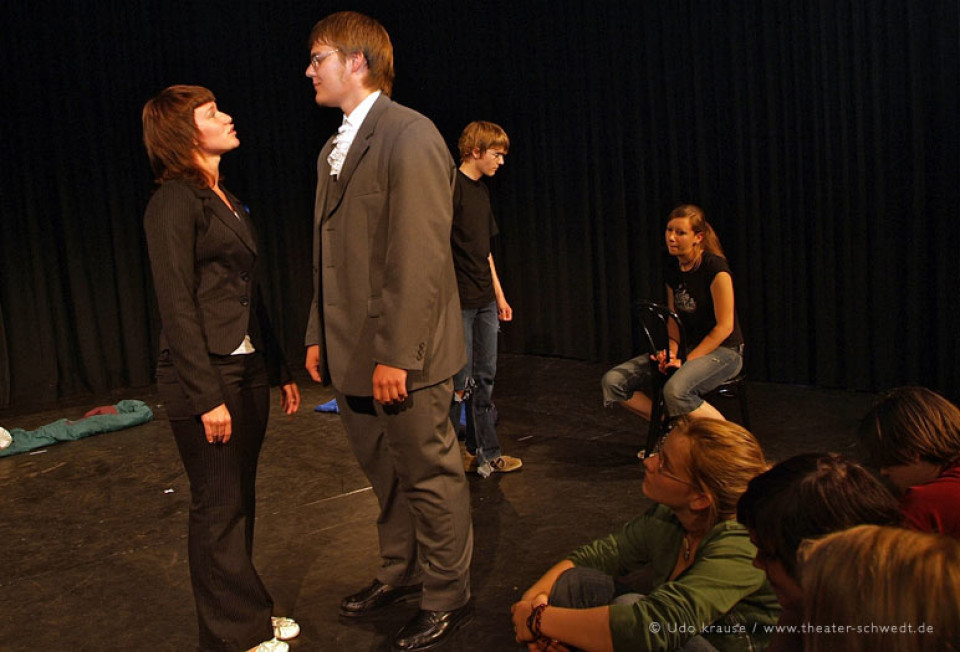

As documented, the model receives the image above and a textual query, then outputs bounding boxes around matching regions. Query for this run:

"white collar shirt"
[328,90,381,176]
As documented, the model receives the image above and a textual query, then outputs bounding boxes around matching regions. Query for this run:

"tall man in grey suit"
[303,12,473,652]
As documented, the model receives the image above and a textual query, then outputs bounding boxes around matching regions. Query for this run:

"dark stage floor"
[0,354,878,651]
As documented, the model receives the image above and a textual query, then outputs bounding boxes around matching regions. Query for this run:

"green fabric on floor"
[0,400,154,457]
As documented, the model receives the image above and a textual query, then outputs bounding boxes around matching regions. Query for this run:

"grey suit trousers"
[335,378,473,611]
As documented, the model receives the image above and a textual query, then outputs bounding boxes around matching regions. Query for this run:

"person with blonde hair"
[858,386,960,538]
[602,205,743,425]
[801,525,960,652]
[449,120,522,477]
[511,418,779,651]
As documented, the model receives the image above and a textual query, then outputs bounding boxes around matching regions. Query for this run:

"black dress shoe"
[392,603,472,651]
[339,579,422,617]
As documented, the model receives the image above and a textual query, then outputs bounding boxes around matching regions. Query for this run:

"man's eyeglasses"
[639,436,700,489]
[309,49,340,71]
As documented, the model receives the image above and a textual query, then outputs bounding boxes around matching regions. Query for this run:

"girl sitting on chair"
[602,204,743,422]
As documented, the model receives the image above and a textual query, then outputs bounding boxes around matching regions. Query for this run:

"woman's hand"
[201,403,232,444]
[511,599,536,643]
[280,382,301,414]
[512,593,549,642]
[652,349,682,374]
[514,595,568,652]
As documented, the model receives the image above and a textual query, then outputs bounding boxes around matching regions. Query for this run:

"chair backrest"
[636,301,688,364]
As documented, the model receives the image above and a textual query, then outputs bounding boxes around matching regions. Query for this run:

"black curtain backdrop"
[1,0,957,410]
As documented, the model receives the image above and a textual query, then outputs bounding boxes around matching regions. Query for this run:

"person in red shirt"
[858,386,960,539]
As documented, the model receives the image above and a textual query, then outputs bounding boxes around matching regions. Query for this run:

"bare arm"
[513,559,614,652]
[685,271,735,361]
[489,254,513,321]
[521,559,575,602]
[512,600,614,652]
[665,286,680,359]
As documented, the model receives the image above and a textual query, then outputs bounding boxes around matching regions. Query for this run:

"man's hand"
[373,364,408,404]
[305,345,323,383]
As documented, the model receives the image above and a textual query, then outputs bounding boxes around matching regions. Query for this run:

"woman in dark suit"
[142,85,301,652]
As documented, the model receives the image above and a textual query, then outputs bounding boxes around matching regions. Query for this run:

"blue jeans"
[550,567,719,651]
[601,346,743,416]
[450,301,501,465]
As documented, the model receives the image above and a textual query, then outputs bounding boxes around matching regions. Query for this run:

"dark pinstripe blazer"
[144,180,289,415]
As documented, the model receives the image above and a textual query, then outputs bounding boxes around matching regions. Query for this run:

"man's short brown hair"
[309,11,394,96]
[458,121,510,163]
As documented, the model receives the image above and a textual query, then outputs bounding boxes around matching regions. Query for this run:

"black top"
[450,170,499,309]
[663,252,744,351]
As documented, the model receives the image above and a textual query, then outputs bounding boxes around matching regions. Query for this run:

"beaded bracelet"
[527,603,548,640]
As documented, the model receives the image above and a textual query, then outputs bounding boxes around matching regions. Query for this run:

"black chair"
[636,302,750,456]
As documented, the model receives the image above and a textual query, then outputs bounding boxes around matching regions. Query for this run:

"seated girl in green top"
[512,419,780,651]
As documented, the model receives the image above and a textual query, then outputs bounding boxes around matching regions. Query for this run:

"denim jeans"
[550,567,718,651]
[450,301,501,465]
[601,345,743,416]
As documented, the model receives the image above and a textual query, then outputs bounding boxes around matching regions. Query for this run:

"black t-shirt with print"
[663,252,743,350]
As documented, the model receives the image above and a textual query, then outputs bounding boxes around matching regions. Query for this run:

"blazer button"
[239,296,249,306]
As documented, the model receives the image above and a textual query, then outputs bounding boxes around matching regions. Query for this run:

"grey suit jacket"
[305,94,465,395]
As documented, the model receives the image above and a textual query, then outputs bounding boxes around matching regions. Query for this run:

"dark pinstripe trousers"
[159,352,274,651]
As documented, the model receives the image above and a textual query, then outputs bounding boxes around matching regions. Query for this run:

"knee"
[550,567,617,609]
[601,368,626,403]
[662,378,699,416]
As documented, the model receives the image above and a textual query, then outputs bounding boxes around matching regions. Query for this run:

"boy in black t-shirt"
[449,121,522,477]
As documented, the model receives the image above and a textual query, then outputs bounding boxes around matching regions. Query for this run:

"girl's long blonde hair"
[679,418,768,524]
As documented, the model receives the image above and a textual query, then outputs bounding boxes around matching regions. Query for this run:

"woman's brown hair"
[668,204,725,259]
[858,386,960,468]
[142,85,215,188]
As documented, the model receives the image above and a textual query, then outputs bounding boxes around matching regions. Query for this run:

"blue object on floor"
[315,398,339,413]
[460,403,466,425]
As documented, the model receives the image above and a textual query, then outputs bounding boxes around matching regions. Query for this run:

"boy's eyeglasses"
[309,49,340,71]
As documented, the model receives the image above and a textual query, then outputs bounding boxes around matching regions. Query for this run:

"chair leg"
[644,374,666,455]
[645,396,663,455]
[738,381,751,431]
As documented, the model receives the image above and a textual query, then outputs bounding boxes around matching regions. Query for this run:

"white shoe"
[251,638,288,652]
[271,616,301,641]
